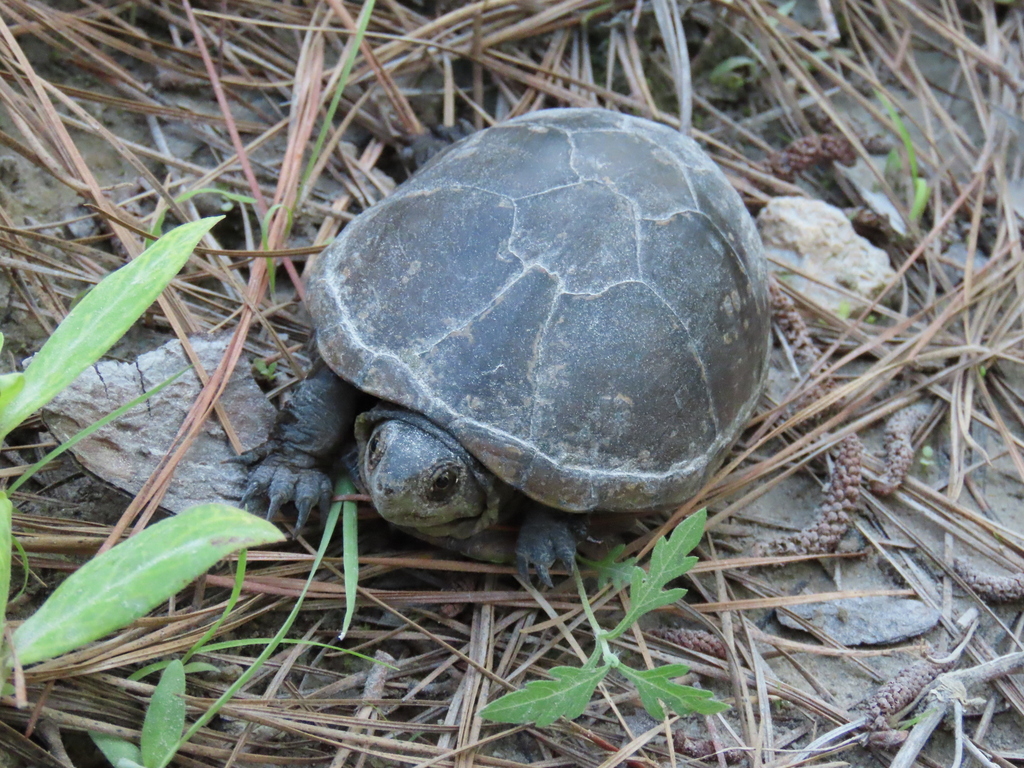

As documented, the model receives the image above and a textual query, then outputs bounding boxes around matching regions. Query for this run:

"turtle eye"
[366,432,385,470]
[426,465,461,502]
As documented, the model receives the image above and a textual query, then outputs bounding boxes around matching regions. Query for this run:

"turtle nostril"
[376,481,395,498]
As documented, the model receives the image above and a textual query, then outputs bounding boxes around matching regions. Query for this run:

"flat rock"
[42,335,276,512]
[777,596,940,645]
[758,196,896,313]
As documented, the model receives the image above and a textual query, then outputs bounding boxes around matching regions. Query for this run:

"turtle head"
[356,409,504,539]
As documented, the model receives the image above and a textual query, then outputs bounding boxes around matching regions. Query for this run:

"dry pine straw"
[0,0,1023,765]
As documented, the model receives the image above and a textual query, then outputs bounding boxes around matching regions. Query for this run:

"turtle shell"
[308,108,770,513]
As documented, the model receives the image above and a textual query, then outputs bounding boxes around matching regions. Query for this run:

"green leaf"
[619,664,729,720]
[910,177,929,224]
[649,510,705,577]
[141,660,185,768]
[337,475,360,641]
[0,492,11,672]
[89,732,143,768]
[607,510,706,639]
[579,544,637,591]
[878,91,919,181]
[0,372,25,415]
[0,217,221,439]
[479,662,609,726]
[12,504,283,665]
[129,660,173,682]
[709,56,758,90]
[183,549,248,664]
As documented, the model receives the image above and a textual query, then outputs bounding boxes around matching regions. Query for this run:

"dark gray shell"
[308,108,769,513]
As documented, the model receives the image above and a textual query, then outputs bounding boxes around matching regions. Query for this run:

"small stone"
[42,335,276,512]
[65,205,99,239]
[758,196,897,313]
[777,597,940,646]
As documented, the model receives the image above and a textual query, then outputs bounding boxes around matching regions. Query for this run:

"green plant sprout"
[878,92,930,227]
[252,357,278,380]
[919,445,935,467]
[479,510,727,726]
[149,188,257,237]
[708,56,760,91]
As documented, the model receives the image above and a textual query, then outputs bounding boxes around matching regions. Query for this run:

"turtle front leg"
[240,361,359,530]
[516,504,589,587]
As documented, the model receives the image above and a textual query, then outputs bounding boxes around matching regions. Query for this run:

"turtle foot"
[515,506,589,588]
[240,442,333,531]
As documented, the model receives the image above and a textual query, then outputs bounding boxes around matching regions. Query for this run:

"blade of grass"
[337,475,359,641]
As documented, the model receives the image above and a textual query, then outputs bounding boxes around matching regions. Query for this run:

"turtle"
[242,108,771,585]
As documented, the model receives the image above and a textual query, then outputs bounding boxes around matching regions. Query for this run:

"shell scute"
[409,123,578,199]
[510,181,640,294]
[569,130,699,219]
[419,266,560,440]
[529,281,717,481]
[639,210,769,433]
[320,186,519,356]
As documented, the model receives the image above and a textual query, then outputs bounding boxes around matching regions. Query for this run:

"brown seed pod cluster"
[769,280,819,369]
[865,729,910,749]
[673,733,747,764]
[952,558,1024,603]
[754,435,863,557]
[769,279,837,417]
[767,134,857,182]
[862,657,956,731]
[439,573,478,617]
[871,404,930,495]
[649,627,728,659]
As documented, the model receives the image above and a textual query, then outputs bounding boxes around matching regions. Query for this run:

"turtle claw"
[240,447,332,533]
[293,472,334,530]
[515,506,588,588]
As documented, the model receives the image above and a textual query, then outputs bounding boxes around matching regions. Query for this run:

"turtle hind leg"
[515,505,589,588]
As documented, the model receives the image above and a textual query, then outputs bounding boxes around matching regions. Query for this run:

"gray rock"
[777,597,940,645]
[43,335,276,512]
